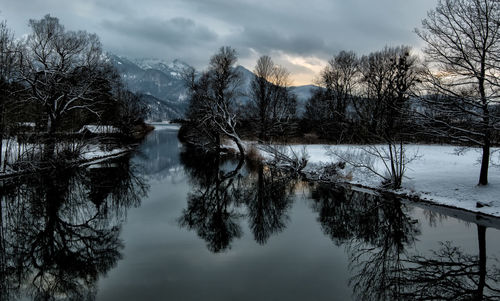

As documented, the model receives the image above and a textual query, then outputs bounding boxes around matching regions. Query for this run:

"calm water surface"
[2,125,499,300]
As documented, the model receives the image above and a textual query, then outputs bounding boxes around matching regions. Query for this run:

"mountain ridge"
[107,53,316,120]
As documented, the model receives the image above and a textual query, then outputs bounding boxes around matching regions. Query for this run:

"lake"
[1,124,499,300]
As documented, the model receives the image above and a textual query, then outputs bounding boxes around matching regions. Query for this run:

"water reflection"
[178,151,245,253]
[398,226,500,300]
[311,183,500,300]
[176,148,500,299]
[134,126,183,180]
[2,129,500,300]
[243,163,295,245]
[311,184,420,300]
[0,157,148,300]
[178,151,297,252]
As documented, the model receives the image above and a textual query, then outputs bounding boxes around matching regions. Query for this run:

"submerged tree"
[416,0,500,185]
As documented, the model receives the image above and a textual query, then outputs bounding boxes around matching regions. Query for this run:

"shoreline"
[0,148,133,180]
[239,141,500,219]
[315,178,500,222]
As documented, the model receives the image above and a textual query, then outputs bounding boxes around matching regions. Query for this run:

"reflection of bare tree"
[311,184,420,300]
[311,183,500,300]
[0,158,148,300]
[397,225,500,300]
[179,151,296,251]
[244,164,295,245]
[179,151,245,253]
[422,208,448,228]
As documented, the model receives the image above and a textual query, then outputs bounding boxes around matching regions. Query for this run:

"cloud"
[101,17,218,48]
[1,0,439,84]
[230,27,330,57]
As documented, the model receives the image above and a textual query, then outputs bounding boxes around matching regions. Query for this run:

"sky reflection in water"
[1,126,499,300]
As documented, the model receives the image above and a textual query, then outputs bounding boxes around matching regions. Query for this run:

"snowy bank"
[244,143,500,218]
[0,140,132,179]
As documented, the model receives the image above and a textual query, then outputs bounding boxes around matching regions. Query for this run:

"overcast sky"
[1,0,437,85]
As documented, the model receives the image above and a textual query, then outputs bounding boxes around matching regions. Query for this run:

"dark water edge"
[2,125,499,301]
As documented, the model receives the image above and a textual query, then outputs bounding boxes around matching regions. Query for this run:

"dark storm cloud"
[101,17,218,48]
[232,26,330,57]
[1,0,438,83]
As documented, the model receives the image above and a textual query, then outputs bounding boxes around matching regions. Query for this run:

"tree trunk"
[233,136,245,159]
[0,130,3,172]
[478,140,490,186]
[0,107,3,170]
[44,117,58,161]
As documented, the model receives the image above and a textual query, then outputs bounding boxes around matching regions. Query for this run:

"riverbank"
[236,142,500,218]
[0,144,134,179]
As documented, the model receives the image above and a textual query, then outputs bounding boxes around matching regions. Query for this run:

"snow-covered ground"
[252,143,500,217]
[80,145,129,161]
[150,123,181,131]
[0,139,129,176]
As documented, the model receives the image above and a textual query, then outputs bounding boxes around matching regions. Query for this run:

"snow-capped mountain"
[109,54,188,103]
[107,54,189,120]
[107,53,316,120]
[132,58,190,79]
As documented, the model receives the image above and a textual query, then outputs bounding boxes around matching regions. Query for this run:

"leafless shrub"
[259,144,308,175]
[328,144,420,189]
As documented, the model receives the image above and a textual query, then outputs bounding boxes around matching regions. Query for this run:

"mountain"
[106,54,188,120]
[133,58,190,78]
[139,94,186,121]
[290,85,317,114]
[234,65,316,113]
[107,54,316,120]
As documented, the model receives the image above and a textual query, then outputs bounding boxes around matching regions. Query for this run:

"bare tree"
[0,20,20,170]
[248,55,296,142]
[303,88,331,135]
[344,46,420,188]
[416,0,500,185]
[184,46,245,157]
[18,15,116,158]
[320,50,359,124]
[304,51,359,141]
[113,89,149,136]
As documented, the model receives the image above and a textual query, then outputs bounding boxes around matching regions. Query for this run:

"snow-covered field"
[254,143,500,217]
